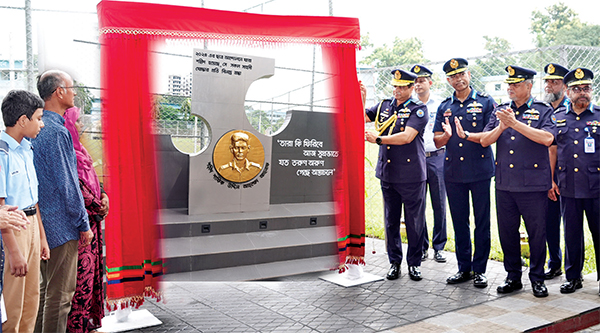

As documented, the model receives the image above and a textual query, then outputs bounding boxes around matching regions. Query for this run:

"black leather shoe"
[496,278,523,294]
[473,272,488,288]
[560,279,583,294]
[434,251,446,263]
[544,267,562,280]
[421,250,428,261]
[386,263,400,280]
[408,266,422,281]
[446,271,472,284]
[532,281,549,297]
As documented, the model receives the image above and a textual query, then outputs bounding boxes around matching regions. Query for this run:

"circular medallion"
[507,66,515,76]
[450,59,459,69]
[575,68,584,79]
[548,64,555,74]
[213,130,264,183]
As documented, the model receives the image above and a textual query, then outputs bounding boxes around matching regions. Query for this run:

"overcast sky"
[3,0,600,61]
[2,0,600,94]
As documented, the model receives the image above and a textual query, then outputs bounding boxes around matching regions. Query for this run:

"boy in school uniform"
[0,90,50,333]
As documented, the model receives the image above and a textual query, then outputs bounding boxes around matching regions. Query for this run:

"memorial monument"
[159,49,340,280]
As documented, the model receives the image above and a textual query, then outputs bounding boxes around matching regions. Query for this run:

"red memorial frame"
[97,0,364,308]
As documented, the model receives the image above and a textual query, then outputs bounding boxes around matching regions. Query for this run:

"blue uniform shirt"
[0,131,38,209]
[434,88,496,183]
[31,110,89,250]
[484,97,556,192]
[366,97,428,183]
[554,102,600,198]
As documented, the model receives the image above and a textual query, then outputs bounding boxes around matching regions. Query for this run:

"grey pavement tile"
[486,295,538,311]
[134,238,598,332]
[488,312,552,331]
[545,296,600,313]
[424,312,483,329]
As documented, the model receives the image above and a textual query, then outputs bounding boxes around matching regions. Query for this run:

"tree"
[153,94,193,121]
[359,36,426,99]
[531,2,584,47]
[360,37,425,68]
[483,36,512,55]
[73,80,93,114]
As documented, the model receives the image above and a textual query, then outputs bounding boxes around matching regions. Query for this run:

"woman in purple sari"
[64,107,109,333]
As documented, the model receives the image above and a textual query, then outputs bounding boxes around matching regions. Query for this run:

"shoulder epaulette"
[0,140,8,154]
[412,98,423,105]
[477,91,489,97]
[442,96,451,103]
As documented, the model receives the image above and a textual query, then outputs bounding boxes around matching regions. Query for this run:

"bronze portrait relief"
[213,130,264,183]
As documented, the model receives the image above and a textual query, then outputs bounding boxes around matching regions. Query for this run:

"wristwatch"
[463,131,470,140]
[375,137,382,145]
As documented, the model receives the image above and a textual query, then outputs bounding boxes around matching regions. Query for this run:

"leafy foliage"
[153,94,193,121]
[531,2,600,48]
[360,37,426,68]
[73,80,93,114]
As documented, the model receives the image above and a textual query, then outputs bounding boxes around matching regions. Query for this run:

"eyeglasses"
[52,86,76,94]
[570,86,592,93]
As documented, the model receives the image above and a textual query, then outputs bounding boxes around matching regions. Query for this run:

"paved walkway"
[126,238,599,332]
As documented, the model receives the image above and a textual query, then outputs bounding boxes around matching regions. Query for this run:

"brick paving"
[122,238,599,332]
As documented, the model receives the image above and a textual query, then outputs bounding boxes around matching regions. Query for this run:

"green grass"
[364,142,597,275]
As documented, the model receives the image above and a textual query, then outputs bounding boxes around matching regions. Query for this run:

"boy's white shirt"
[1,293,7,323]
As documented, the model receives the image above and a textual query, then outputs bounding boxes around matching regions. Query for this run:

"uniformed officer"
[553,68,600,295]
[434,58,496,289]
[362,69,428,281]
[480,65,556,297]
[410,64,447,263]
[542,63,570,280]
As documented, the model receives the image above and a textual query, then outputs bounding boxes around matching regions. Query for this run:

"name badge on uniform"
[584,137,595,153]
[584,127,595,153]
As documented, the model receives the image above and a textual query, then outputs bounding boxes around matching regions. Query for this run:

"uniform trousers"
[546,197,563,271]
[561,196,600,281]
[423,153,447,252]
[381,180,426,267]
[35,239,78,333]
[496,190,547,282]
[445,179,491,274]
[2,214,40,333]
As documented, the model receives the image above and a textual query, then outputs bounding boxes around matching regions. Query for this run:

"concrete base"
[99,309,162,332]
[319,271,384,287]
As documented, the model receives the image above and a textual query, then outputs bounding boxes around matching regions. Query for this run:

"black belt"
[425,148,445,158]
[23,206,36,216]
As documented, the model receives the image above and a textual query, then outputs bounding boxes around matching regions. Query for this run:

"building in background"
[168,73,192,96]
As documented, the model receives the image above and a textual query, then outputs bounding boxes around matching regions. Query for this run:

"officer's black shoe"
[446,271,472,284]
[386,263,400,280]
[532,281,549,298]
[560,278,583,294]
[473,272,488,288]
[496,278,523,294]
[544,267,562,280]
[434,251,446,263]
[408,266,422,281]
[421,250,429,261]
